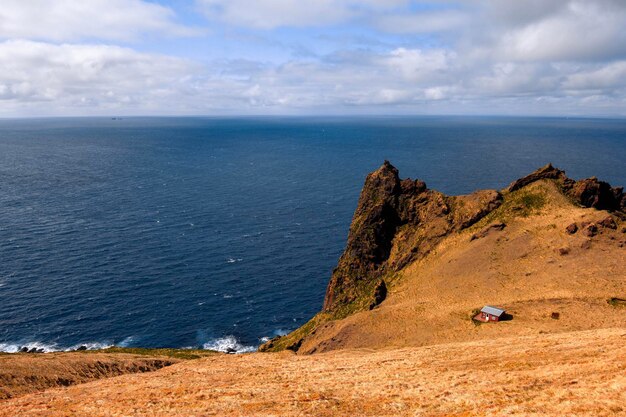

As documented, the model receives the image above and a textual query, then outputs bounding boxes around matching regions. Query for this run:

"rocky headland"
[1,162,625,416]
[261,162,625,353]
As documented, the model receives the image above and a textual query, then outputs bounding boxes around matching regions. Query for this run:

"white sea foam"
[117,336,136,347]
[273,329,290,336]
[0,341,114,353]
[66,342,113,351]
[259,329,290,344]
[0,342,60,353]
[226,258,243,263]
[202,336,256,354]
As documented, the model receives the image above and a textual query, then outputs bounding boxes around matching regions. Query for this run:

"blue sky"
[0,0,625,117]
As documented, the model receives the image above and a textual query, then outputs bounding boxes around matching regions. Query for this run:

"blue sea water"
[0,116,625,352]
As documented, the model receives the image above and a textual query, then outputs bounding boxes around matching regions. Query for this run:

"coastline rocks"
[18,347,45,353]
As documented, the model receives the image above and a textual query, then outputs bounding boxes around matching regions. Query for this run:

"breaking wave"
[202,336,256,354]
[0,341,113,353]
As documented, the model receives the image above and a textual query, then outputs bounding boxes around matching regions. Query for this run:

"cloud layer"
[0,0,624,116]
[0,0,196,42]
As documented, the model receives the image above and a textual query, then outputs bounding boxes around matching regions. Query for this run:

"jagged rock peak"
[358,161,403,205]
[506,163,566,192]
[506,163,624,212]
[322,161,502,312]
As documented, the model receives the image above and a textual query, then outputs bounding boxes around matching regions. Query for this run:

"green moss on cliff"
[85,347,219,360]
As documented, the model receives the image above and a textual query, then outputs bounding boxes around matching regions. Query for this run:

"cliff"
[261,162,625,353]
[323,160,503,313]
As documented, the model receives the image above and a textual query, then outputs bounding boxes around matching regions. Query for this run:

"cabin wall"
[473,312,501,322]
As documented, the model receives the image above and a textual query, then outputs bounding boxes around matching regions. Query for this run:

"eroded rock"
[555,247,570,256]
[506,163,567,192]
[598,216,617,230]
[584,224,598,237]
[369,280,387,310]
[323,161,503,312]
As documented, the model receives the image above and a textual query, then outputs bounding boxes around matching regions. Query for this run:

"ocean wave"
[117,336,137,348]
[0,335,256,354]
[0,342,59,353]
[202,336,256,354]
[259,329,290,343]
[0,341,113,353]
[66,342,113,351]
[226,258,243,263]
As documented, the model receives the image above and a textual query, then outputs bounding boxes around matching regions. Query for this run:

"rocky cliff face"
[260,162,625,353]
[323,161,503,313]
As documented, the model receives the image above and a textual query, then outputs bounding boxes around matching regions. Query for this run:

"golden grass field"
[1,327,625,416]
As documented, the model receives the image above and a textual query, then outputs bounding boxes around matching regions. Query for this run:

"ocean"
[1,116,625,353]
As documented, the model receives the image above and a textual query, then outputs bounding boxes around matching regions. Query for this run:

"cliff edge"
[261,162,625,353]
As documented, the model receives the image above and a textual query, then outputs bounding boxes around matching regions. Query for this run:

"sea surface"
[1,116,625,352]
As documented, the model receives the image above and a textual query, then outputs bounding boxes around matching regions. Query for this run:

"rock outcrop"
[261,162,625,353]
[507,163,625,212]
[322,161,503,313]
[506,164,567,192]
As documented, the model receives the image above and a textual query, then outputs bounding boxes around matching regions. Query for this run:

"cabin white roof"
[481,305,505,316]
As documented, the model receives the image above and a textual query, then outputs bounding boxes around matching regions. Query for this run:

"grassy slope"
[0,348,217,400]
[1,327,625,416]
[282,180,626,353]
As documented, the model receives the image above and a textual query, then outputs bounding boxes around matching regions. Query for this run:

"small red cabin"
[474,305,506,322]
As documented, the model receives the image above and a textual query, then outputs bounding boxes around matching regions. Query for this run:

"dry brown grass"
[297,181,626,353]
[0,352,182,400]
[1,327,625,416]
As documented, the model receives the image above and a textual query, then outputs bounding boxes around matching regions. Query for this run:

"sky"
[1,0,625,117]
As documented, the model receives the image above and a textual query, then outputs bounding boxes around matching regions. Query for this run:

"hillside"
[262,163,625,353]
[0,348,216,400]
[1,328,625,416]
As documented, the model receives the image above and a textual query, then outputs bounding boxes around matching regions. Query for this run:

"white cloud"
[0,0,197,42]
[0,1,625,116]
[492,1,626,61]
[384,48,455,82]
[564,61,626,90]
[0,40,200,113]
